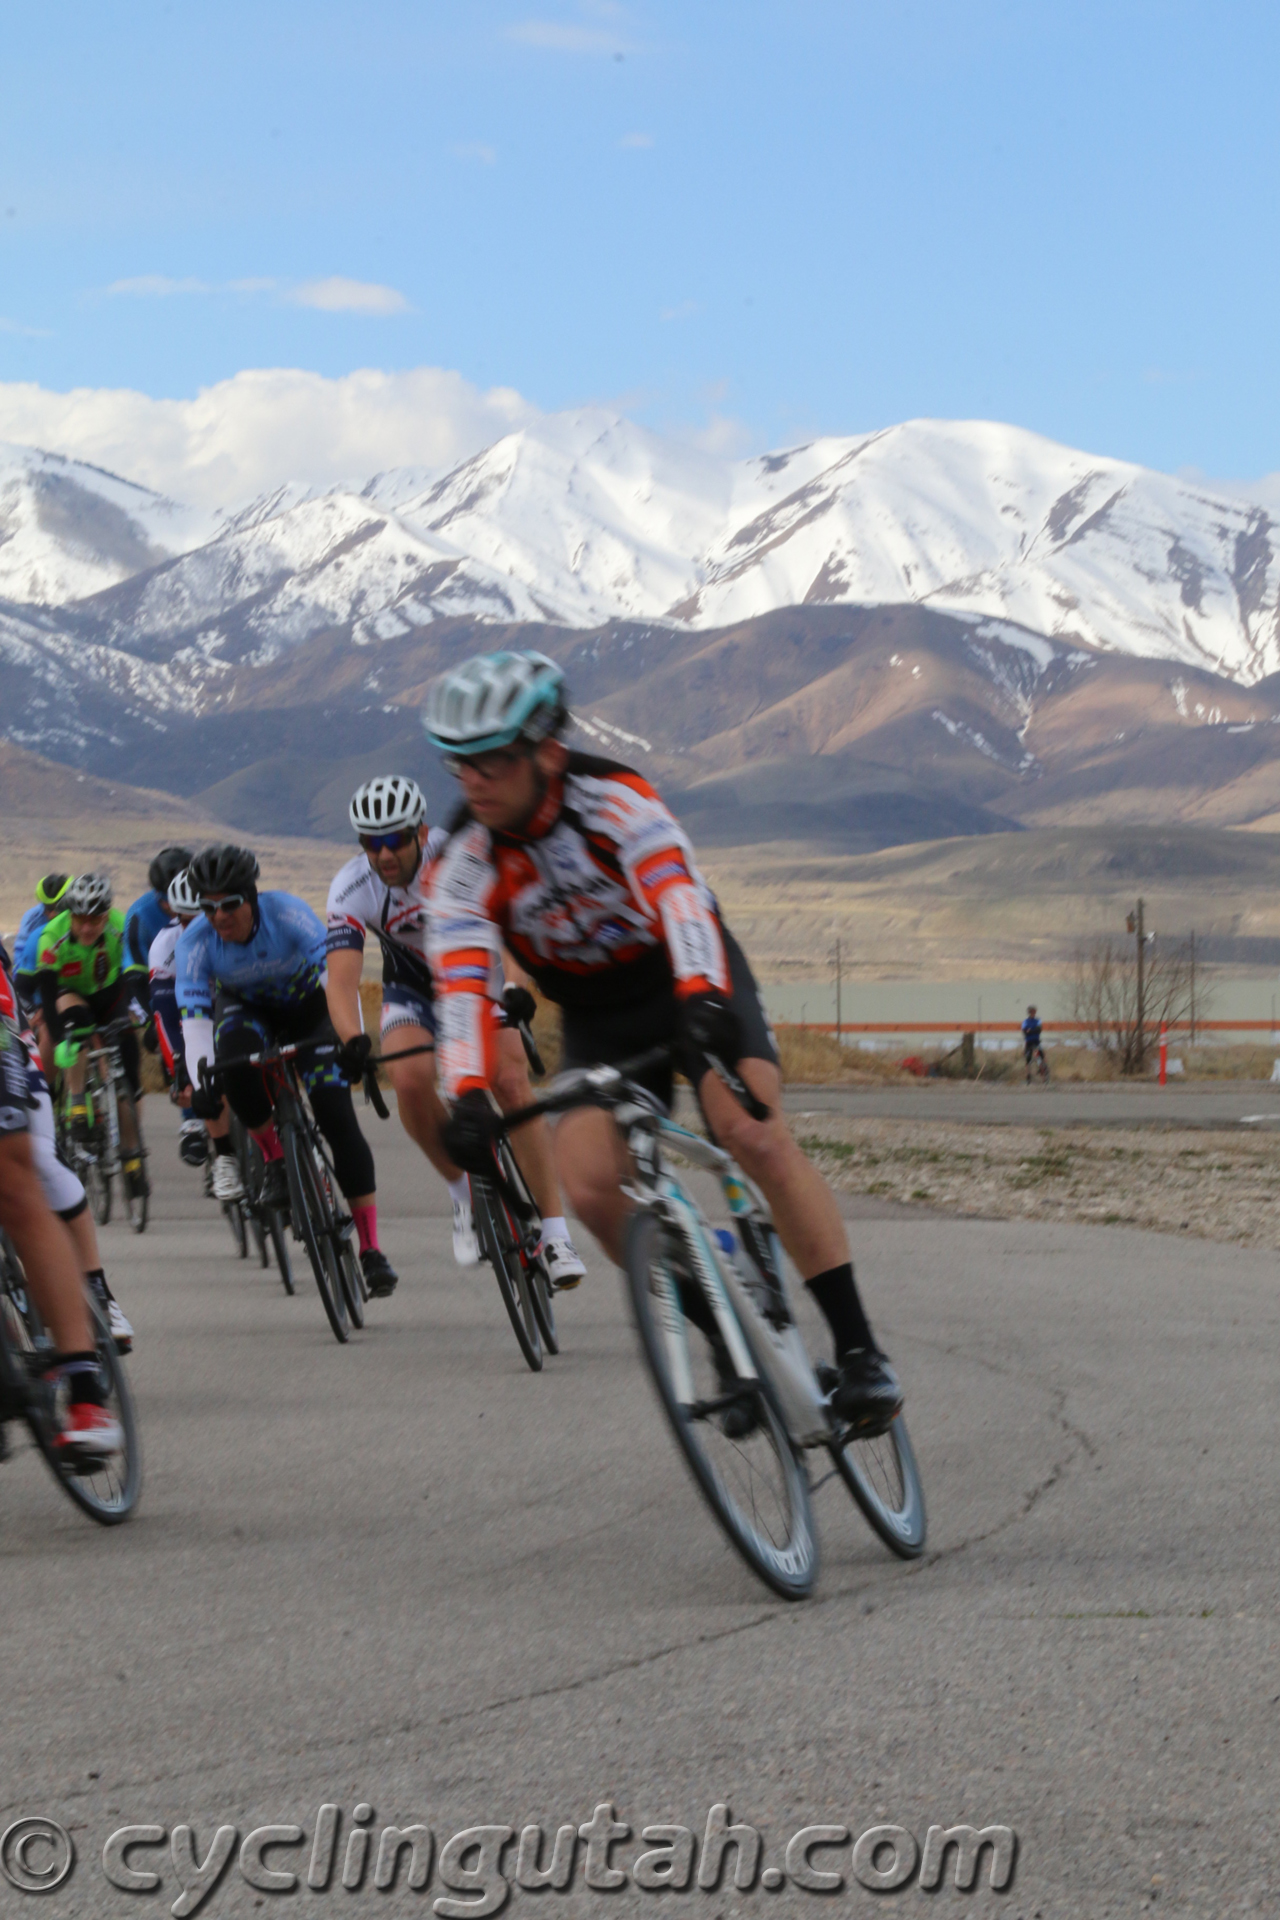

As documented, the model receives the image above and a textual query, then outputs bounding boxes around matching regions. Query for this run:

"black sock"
[805,1262,875,1358]
[60,1354,106,1406]
[213,1135,234,1157]
[85,1267,108,1304]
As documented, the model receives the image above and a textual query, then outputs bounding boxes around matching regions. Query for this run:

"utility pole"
[833,937,842,1045]
[1126,898,1147,1070]
[1189,929,1195,1046]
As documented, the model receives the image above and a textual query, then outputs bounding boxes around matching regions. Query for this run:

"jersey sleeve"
[326,859,370,957]
[591,777,729,997]
[427,825,506,1098]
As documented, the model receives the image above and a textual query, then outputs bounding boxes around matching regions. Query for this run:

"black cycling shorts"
[60,981,143,1097]
[0,1024,30,1136]
[558,923,778,1113]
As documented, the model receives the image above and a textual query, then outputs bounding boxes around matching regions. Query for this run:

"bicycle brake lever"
[363,1067,390,1121]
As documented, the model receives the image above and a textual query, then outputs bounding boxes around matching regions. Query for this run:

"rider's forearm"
[182,1014,215,1089]
[325,949,365,1043]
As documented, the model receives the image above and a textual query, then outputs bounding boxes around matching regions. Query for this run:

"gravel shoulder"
[791,1111,1280,1248]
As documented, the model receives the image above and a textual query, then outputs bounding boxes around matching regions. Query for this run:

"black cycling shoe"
[711,1339,761,1441]
[259,1159,290,1214]
[178,1126,208,1168]
[361,1248,398,1298]
[826,1348,904,1438]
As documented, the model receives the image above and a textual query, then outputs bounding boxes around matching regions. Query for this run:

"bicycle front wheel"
[624,1209,815,1600]
[830,1415,926,1558]
[472,1176,542,1371]
[283,1125,349,1343]
[267,1209,295,1293]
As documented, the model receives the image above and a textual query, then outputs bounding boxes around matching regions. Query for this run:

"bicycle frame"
[626,1111,834,1448]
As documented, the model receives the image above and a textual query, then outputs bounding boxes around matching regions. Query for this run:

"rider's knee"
[717,1109,795,1185]
[491,1049,532,1112]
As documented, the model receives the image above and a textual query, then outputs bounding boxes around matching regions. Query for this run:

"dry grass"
[794,1113,1280,1249]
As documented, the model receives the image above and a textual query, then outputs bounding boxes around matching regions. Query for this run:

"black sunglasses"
[443,748,525,780]
[359,828,418,853]
[202,893,249,916]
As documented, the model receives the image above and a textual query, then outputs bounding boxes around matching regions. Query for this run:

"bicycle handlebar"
[492,1043,771,1137]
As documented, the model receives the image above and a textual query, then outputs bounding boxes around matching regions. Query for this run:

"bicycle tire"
[283,1124,349,1343]
[266,1209,295,1293]
[117,1082,148,1234]
[472,1175,542,1371]
[225,1198,249,1259]
[830,1413,926,1558]
[529,1254,558,1354]
[307,1135,364,1329]
[624,1208,815,1600]
[0,1244,141,1524]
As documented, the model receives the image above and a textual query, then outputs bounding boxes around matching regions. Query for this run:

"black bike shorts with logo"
[558,923,778,1113]
[0,1023,31,1136]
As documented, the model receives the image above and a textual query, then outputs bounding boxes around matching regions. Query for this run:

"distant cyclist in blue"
[176,843,397,1297]
[13,873,73,985]
[1022,1005,1047,1082]
[123,847,193,969]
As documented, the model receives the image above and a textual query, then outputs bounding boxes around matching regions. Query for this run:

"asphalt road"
[2,1100,1278,1919]
[781,1078,1280,1127]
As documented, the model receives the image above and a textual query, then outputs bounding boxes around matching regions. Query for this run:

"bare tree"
[1069,934,1205,1075]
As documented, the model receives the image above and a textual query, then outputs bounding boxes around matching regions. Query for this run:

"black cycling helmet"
[36,872,71,908]
[149,845,195,896]
[189,844,260,899]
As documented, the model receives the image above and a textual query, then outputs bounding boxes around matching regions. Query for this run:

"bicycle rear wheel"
[0,1243,141,1523]
[117,1084,148,1234]
[283,1125,349,1343]
[472,1175,542,1371]
[231,1119,264,1262]
[529,1253,558,1354]
[830,1414,926,1557]
[624,1209,815,1600]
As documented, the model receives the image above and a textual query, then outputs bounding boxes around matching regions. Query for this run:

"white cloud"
[507,20,632,52]
[453,142,498,165]
[288,277,410,315]
[619,131,653,148]
[0,317,51,338]
[107,275,212,297]
[0,366,538,512]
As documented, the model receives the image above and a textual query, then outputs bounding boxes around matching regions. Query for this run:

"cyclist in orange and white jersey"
[424,650,904,1435]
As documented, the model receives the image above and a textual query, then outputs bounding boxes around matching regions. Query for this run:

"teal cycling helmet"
[423,650,567,756]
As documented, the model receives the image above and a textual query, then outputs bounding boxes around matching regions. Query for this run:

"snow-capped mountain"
[0,443,212,607]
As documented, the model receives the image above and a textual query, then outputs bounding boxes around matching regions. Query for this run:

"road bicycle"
[223,1113,294,1293]
[198,1040,368,1343]
[495,1046,926,1600]
[55,1016,149,1233]
[0,1230,141,1523]
[373,1002,557,1372]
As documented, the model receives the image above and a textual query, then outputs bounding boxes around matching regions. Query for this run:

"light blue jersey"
[176,891,328,1018]
[124,889,171,970]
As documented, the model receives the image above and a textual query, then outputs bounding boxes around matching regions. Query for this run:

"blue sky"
[2,0,1278,488]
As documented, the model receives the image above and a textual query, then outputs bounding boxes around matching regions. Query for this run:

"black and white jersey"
[325,831,450,996]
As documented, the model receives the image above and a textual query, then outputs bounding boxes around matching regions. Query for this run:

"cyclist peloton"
[178,845,398,1296]
[0,946,122,1453]
[18,872,151,1203]
[148,867,211,1169]
[325,776,585,1284]
[424,651,904,1434]
[1022,1005,1047,1081]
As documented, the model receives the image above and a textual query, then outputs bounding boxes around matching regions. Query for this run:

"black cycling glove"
[442,1089,503,1176]
[501,984,537,1029]
[680,989,742,1066]
[337,1031,374,1085]
[188,1081,222,1122]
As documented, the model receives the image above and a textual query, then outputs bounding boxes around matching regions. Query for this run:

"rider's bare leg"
[383,1022,459,1178]
[554,1105,632,1263]
[0,1133,93,1352]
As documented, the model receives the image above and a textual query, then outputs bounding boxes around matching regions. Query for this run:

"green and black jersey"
[18,907,149,1028]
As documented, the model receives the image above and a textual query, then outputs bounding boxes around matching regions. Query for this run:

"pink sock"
[255,1124,283,1163]
[352,1202,378,1254]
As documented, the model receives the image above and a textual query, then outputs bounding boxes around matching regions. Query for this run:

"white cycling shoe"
[452,1197,481,1267]
[107,1299,134,1353]
[541,1237,586,1291]
[211,1155,245,1203]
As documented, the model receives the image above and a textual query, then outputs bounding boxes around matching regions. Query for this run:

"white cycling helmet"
[349,775,427,836]
[67,871,113,915]
[167,867,200,918]
[423,650,566,756]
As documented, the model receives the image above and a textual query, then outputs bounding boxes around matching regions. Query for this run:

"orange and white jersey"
[429,753,728,1096]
